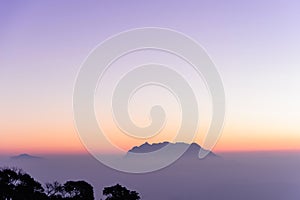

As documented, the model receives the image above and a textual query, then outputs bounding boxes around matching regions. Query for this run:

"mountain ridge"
[128,141,218,158]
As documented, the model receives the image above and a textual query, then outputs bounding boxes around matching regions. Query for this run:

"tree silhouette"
[1,168,142,200]
[45,181,64,200]
[63,181,94,200]
[0,168,47,200]
[103,184,140,200]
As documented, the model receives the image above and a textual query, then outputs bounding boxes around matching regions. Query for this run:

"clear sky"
[1,0,300,154]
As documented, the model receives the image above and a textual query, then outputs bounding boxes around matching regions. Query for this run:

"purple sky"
[1,0,300,153]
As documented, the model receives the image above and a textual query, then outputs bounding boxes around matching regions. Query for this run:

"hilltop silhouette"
[128,141,218,158]
[10,153,43,160]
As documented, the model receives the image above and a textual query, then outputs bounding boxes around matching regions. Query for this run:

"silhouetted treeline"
[0,168,140,200]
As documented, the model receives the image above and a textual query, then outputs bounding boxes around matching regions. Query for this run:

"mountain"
[128,142,218,158]
[11,154,43,160]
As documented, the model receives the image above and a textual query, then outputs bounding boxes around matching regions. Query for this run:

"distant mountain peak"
[128,141,217,158]
[11,153,42,160]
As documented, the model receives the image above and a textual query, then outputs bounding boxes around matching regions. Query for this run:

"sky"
[0,0,300,154]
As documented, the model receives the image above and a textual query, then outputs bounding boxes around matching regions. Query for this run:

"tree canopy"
[0,168,141,200]
[64,181,94,200]
[0,168,47,200]
[103,184,140,200]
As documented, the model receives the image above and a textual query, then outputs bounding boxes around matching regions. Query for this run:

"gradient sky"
[1,0,300,154]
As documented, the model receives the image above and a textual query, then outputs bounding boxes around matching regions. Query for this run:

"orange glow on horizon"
[1,117,300,155]
[1,127,300,155]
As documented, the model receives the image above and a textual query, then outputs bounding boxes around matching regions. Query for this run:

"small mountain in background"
[11,154,43,160]
[128,142,218,158]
